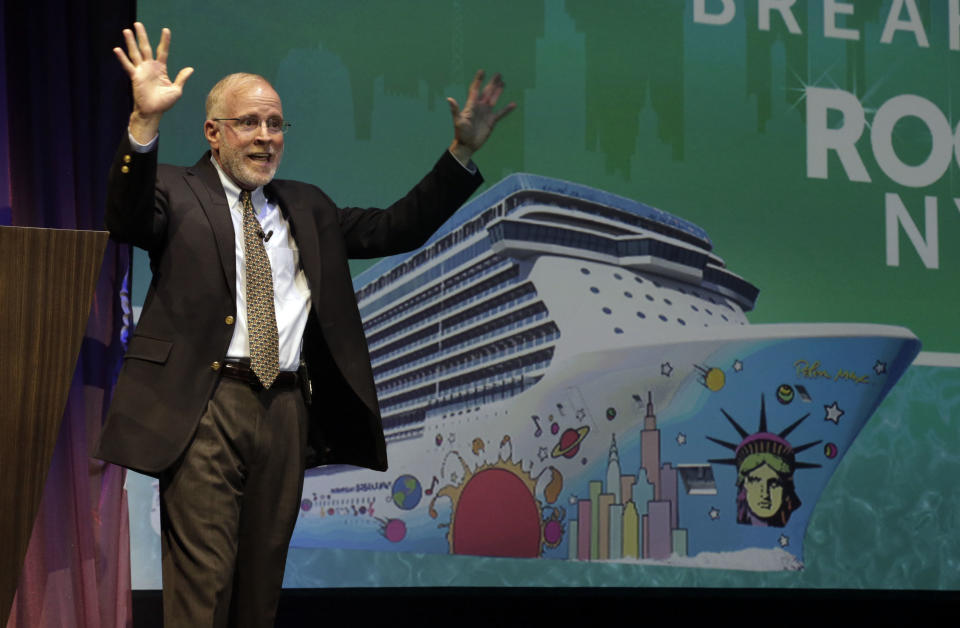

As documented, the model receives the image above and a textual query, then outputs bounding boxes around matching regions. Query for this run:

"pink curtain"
[3,0,135,625]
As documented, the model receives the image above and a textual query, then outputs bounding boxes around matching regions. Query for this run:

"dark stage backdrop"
[2,0,134,625]
[125,0,958,592]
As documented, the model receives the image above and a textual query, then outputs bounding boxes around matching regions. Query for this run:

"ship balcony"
[361,253,509,337]
[376,327,559,409]
[364,258,516,349]
[501,188,711,250]
[486,218,741,285]
[356,204,507,312]
[379,346,555,418]
[383,425,424,443]
[428,372,545,419]
[371,291,541,372]
[366,267,525,362]
[374,315,557,393]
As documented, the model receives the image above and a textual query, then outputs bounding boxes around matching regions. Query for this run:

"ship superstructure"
[354,175,758,445]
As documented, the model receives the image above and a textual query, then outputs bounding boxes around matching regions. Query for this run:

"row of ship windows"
[371,325,438,364]
[378,329,559,398]
[362,249,505,333]
[434,374,543,416]
[374,309,549,381]
[367,264,518,350]
[492,221,708,270]
[443,291,537,336]
[588,287,731,321]
[357,220,499,312]
[372,288,537,364]
[580,267,731,307]
[396,204,503,295]
[509,192,708,249]
[437,330,557,380]
[373,292,536,366]
[370,277,536,362]
[607,312,746,331]
[443,310,549,361]
[381,355,552,414]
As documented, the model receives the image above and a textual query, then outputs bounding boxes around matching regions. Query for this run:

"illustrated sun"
[429,440,564,558]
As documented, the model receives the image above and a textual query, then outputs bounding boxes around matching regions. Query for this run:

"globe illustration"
[391,474,423,510]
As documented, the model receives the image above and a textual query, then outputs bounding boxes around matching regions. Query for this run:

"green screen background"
[126,0,959,590]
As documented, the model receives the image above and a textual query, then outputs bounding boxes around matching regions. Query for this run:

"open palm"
[114,23,193,117]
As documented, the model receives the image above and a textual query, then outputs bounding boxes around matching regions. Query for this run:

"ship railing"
[376,301,546,377]
[442,289,537,335]
[370,330,440,367]
[361,254,510,335]
[441,308,549,356]
[371,286,532,373]
[366,266,521,351]
[386,359,552,419]
[375,320,557,390]
[376,328,559,404]
[364,258,515,344]
[383,426,424,443]
[370,290,537,368]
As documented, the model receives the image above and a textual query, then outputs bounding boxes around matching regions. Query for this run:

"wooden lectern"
[0,226,108,626]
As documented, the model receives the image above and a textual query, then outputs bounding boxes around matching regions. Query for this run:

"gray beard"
[219,149,282,190]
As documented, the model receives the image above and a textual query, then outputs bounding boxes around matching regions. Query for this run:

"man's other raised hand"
[447,70,517,166]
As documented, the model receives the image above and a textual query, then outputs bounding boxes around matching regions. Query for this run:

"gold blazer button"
[211,361,221,371]
[225,315,235,325]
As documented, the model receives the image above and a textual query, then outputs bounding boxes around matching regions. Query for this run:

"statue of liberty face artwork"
[742,460,783,518]
[708,396,821,528]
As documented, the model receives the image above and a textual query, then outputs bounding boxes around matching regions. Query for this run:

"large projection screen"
[125,0,959,591]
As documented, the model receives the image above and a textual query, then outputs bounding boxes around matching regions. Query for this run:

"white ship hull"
[292,321,918,571]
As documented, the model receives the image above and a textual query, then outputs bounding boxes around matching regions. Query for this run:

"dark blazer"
[94,140,482,476]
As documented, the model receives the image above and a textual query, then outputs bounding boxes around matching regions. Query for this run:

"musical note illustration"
[531,414,543,437]
[424,475,439,496]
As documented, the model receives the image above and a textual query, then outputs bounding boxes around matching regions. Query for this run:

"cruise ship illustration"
[291,174,920,571]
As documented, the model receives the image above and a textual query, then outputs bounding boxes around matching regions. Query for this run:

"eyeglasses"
[212,116,292,134]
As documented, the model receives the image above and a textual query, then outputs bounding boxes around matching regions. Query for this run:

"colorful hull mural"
[289,175,921,571]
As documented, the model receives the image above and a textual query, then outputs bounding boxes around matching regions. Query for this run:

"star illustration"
[824,401,845,424]
[538,447,548,461]
[873,360,887,375]
[661,362,674,377]
[449,472,458,484]
[576,408,586,422]
[778,534,790,548]
[709,507,720,520]
[732,359,743,372]
[676,432,687,446]
[569,494,579,505]
[448,433,456,443]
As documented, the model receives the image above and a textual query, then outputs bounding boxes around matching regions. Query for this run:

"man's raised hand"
[114,23,193,143]
[447,70,517,166]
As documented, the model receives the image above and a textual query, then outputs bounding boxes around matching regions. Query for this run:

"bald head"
[205,73,277,120]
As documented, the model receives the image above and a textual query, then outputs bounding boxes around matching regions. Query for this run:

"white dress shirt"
[129,133,311,371]
[210,158,311,371]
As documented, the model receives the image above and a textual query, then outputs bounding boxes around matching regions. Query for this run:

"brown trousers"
[158,377,308,627]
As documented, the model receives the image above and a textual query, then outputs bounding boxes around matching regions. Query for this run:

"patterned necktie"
[240,189,279,388]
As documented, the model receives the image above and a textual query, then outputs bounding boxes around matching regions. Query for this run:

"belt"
[220,360,300,388]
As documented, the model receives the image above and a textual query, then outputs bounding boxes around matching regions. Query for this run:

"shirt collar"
[209,155,268,214]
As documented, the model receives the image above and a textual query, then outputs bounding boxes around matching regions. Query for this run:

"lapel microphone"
[258,229,274,242]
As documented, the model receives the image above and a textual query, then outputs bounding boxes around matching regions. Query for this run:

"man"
[94,23,514,627]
